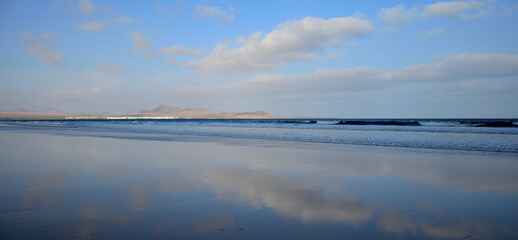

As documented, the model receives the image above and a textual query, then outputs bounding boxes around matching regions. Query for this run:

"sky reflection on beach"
[1,132,517,239]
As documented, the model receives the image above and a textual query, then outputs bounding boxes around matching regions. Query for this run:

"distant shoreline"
[0,105,288,120]
[1,113,518,121]
[0,112,290,120]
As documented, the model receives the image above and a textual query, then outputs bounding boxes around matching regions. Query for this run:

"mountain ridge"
[0,105,280,119]
[138,105,275,119]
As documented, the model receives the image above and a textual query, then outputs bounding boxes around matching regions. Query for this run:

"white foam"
[77,121,518,152]
[3,120,518,152]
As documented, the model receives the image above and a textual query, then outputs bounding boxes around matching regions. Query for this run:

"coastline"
[1,118,517,153]
[2,112,517,120]
[0,112,284,120]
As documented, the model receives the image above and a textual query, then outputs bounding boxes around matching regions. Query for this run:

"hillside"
[138,105,276,119]
[0,105,279,119]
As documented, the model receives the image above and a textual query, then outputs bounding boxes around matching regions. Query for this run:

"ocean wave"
[2,120,517,153]
[475,121,517,127]
[3,119,518,135]
[336,120,421,126]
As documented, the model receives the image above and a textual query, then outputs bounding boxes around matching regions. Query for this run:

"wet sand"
[1,131,518,239]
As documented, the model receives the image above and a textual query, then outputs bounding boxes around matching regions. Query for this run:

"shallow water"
[2,119,518,152]
[1,130,518,239]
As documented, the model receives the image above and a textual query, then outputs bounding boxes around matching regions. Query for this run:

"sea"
[1,118,517,153]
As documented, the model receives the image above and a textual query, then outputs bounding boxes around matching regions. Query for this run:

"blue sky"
[1,0,518,117]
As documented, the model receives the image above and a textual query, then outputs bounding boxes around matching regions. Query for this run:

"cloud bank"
[173,54,518,98]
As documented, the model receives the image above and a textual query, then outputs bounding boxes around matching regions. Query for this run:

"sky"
[1,0,518,117]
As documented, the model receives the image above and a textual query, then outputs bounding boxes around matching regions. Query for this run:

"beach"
[1,126,518,239]
[2,1,517,239]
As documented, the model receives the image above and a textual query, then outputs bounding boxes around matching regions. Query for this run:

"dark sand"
[1,130,518,239]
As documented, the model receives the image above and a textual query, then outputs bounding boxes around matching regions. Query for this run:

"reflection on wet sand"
[377,210,493,240]
[1,132,517,239]
[74,205,139,239]
[208,147,518,193]
[123,175,203,210]
[201,168,372,225]
[195,163,515,239]
[195,215,235,232]
[125,180,154,211]
[22,173,65,208]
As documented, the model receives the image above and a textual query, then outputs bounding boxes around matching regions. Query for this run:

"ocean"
[1,118,517,152]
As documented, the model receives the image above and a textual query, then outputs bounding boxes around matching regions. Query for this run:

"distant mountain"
[139,105,275,119]
[10,107,31,113]
[0,105,278,120]
[140,104,183,114]
[235,111,271,117]
[42,107,64,113]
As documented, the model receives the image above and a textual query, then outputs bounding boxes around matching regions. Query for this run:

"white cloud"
[420,28,445,38]
[423,1,485,18]
[193,4,235,23]
[378,4,417,25]
[23,32,66,65]
[184,15,374,74]
[79,0,95,14]
[172,54,518,99]
[97,62,125,72]
[75,17,135,31]
[40,32,59,40]
[132,32,150,51]
[158,45,203,56]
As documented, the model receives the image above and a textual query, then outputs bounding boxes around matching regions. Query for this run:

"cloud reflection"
[22,173,65,208]
[231,147,518,193]
[123,175,203,210]
[202,169,372,224]
[377,211,494,240]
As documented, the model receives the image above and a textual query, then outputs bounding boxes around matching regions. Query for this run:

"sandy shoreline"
[1,130,518,239]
